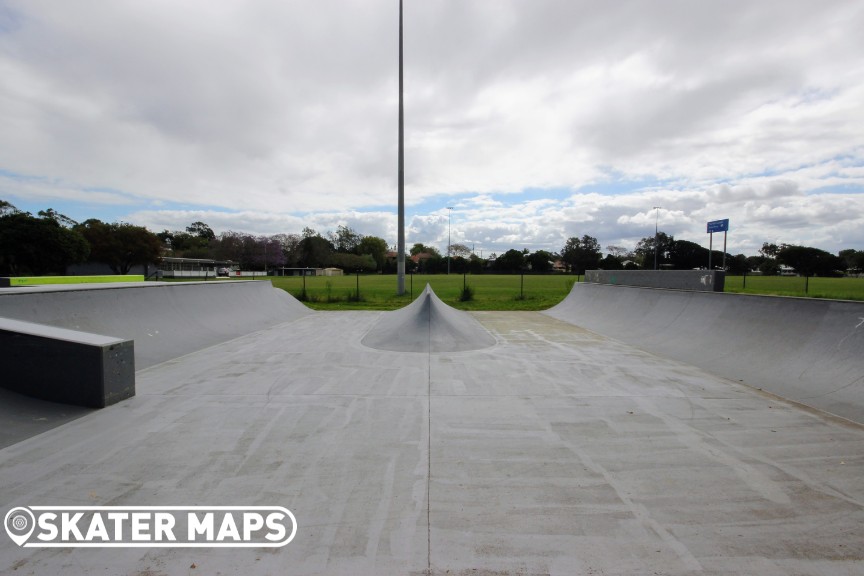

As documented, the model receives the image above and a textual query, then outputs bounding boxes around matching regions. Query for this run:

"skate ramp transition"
[0,280,311,370]
[362,284,496,353]
[545,282,864,424]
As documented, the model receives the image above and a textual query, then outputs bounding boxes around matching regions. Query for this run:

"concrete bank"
[545,282,864,424]
[0,280,312,369]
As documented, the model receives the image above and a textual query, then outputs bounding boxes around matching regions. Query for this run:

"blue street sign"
[707,219,729,233]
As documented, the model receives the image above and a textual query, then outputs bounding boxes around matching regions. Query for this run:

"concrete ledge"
[0,317,135,408]
[585,269,725,291]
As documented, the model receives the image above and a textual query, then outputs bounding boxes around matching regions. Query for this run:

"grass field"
[271,273,864,310]
[268,274,580,311]
[174,273,864,310]
[724,275,864,301]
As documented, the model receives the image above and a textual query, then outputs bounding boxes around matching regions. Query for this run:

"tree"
[357,236,388,271]
[330,252,375,273]
[601,245,633,269]
[839,249,864,275]
[449,243,472,258]
[276,233,303,267]
[297,234,334,268]
[467,254,486,274]
[158,221,215,257]
[75,220,162,274]
[494,249,526,273]
[0,210,90,275]
[526,250,555,273]
[561,235,602,274]
[605,245,631,259]
[235,235,287,271]
[760,243,780,258]
[211,230,247,263]
[667,239,714,270]
[330,225,362,254]
[727,254,749,275]
[634,232,674,269]
[38,208,78,228]
[598,254,624,270]
[0,200,19,217]
[186,221,215,241]
[777,245,846,277]
[410,243,440,257]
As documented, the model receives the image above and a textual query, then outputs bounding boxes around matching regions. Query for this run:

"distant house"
[274,267,343,277]
[277,268,320,277]
[157,257,235,278]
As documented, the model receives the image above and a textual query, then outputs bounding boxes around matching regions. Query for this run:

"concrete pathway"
[1,310,862,575]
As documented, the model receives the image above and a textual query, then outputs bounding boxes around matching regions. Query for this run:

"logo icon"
[4,507,36,547]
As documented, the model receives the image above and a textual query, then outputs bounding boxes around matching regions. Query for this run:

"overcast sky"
[2,0,863,257]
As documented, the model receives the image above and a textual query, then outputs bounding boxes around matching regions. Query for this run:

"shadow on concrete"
[0,387,94,449]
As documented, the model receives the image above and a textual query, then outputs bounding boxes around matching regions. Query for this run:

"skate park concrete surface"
[1,281,863,575]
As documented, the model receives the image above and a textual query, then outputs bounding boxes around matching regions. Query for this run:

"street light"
[446,206,454,274]
[396,0,406,295]
[653,206,661,270]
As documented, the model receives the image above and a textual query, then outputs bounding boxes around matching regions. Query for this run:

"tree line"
[1,199,860,277]
[0,202,162,276]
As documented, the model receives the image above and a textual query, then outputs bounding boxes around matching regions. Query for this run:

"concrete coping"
[0,279,248,295]
[0,317,126,346]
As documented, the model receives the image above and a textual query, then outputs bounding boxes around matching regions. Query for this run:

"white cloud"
[1,0,863,256]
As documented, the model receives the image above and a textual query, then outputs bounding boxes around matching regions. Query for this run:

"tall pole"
[653,206,661,270]
[447,206,453,274]
[708,232,713,270]
[396,0,406,295]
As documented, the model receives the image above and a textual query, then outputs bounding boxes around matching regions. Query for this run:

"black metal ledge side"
[0,318,135,408]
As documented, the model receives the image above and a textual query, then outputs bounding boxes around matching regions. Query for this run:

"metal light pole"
[653,206,661,270]
[396,0,406,295]
[447,206,453,274]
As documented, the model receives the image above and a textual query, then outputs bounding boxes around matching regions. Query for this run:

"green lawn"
[168,273,864,310]
[268,274,579,311]
[724,275,864,301]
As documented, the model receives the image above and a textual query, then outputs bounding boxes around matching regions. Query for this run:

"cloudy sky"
[2,0,863,257]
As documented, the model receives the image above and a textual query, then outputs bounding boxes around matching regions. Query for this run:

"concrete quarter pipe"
[545,282,864,424]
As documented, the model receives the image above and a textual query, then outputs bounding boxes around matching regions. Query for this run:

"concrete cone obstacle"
[362,284,496,353]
